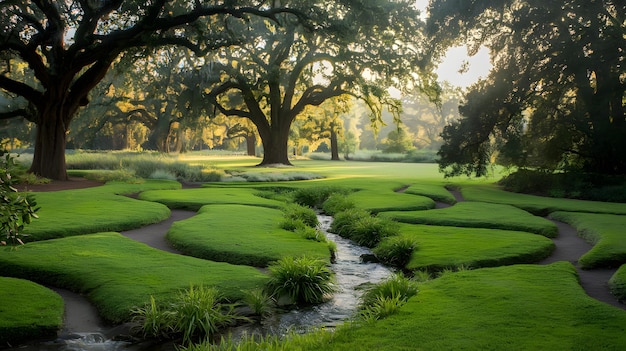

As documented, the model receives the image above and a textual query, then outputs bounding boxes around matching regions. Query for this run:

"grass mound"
[167,204,330,267]
[0,277,63,345]
[348,189,435,214]
[549,211,626,269]
[609,264,626,302]
[139,187,284,211]
[399,224,554,272]
[0,233,267,323]
[380,202,558,237]
[324,263,626,350]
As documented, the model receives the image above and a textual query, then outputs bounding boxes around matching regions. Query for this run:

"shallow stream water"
[10,214,392,350]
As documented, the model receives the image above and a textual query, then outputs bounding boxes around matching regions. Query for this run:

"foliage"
[295,227,327,243]
[373,236,418,269]
[381,127,416,154]
[321,193,356,215]
[241,288,275,318]
[0,150,38,245]
[292,186,351,209]
[359,274,418,310]
[265,256,335,305]
[0,277,63,345]
[283,204,319,228]
[181,328,336,351]
[331,208,400,247]
[431,0,626,177]
[358,293,407,323]
[132,286,242,345]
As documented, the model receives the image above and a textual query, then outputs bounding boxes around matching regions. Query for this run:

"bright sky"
[414,0,492,88]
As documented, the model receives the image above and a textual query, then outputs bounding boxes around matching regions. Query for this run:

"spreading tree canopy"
[430,0,626,177]
[0,0,295,180]
[188,0,433,166]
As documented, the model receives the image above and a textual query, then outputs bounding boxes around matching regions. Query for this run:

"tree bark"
[257,123,292,166]
[246,133,256,156]
[330,126,340,161]
[29,110,69,180]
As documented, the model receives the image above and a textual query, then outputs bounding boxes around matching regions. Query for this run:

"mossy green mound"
[381,202,558,237]
[0,277,63,345]
[550,211,626,269]
[167,204,330,267]
[400,224,555,271]
[0,233,267,323]
[138,187,284,211]
[325,263,626,350]
[610,264,626,302]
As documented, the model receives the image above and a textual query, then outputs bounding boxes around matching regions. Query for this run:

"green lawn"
[23,180,177,241]
[461,183,626,216]
[399,223,554,271]
[403,182,457,204]
[380,201,558,237]
[167,204,330,267]
[0,277,63,345]
[549,211,626,269]
[0,233,267,323]
[138,187,285,211]
[610,264,626,302]
[348,189,435,213]
[323,263,626,350]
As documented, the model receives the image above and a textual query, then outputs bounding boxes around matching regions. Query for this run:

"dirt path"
[120,209,196,254]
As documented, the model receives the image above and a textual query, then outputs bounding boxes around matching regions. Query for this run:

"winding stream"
[10,214,392,350]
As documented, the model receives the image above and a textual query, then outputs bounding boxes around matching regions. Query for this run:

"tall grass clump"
[265,256,335,305]
[331,208,399,247]
[358,273,418,322]
[181,328,336,351]
[282,204,318,228]
[241,289,274,318]
[292,186,351,208]
[322,193,356,215]
[373,236,418,269]
[132,285,242,345]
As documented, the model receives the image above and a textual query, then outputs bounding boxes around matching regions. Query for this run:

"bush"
[242,289,274,318]
[265,256,335,305]
[373,236,418,269]
[322,193,356,215]
[359,273,418,310]
[283,204,318,228]
[292,186,350,208]
[295,226,327,242]
[331,209,399,248]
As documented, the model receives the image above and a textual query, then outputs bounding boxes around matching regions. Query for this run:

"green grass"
[347,189,435,213]
[322,263,626,350]
[549,211,626,269]
[22,180,177,241]
[403,183,457,204]
[380,202,558,237]
[399,223,554,271]
[139,187,285,211]
[167,204,330,267]
[0,277,63,345]
[460,183,626,216]
[610,264,626,302]
[0,233,268,323]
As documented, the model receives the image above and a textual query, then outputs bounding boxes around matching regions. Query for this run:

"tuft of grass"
[181,328,337,351]
[265,256,336,305]
[242,288,275,318]
[359,273,418,310]
[131,296,176,339]
[331,209,399,247]
[322,193,356,215]
[549,211,626,269]
[292,186,351,208]
[373,236,418,269]
[609,264,626,302]
[283,204,319,228]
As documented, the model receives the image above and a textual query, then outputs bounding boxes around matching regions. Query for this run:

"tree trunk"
[29,111,69,180]
[258,124,292,166]
[246,133,256,156]
[330,127,340,160]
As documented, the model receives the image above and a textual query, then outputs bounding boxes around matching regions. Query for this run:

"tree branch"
[0,75,43,104]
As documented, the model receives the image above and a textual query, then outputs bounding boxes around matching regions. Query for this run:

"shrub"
[131,296,176,339]
[373,236,418,269]
[332,209,399,247]
[322,193,356,215]
[359,293,406,322]
[242,289,274,318]
[295,226,327,242]
[283,204,318,228]
[292,186,350,208]
[149,169,178,181]
[265,256,335,305]
[280,217,308,232]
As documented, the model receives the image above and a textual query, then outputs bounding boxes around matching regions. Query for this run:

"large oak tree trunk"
[258,123,292,166]
[330,127,340,161]
[246,133,256,156]
[29,110,69,180]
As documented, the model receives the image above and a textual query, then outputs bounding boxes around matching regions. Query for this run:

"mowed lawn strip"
[0,233,268,323]
[399,223,554,271]
[138,187,285,211]
[380,201,558,237]
[0,277,63,345]
[403,183,457,204]
[23,180,178,241]
[461,184,626,216]
[549,211,626,269]
[323,263,626,350]
[609,264,626,302]
[348,189,435,213]
[167,204,330,267]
